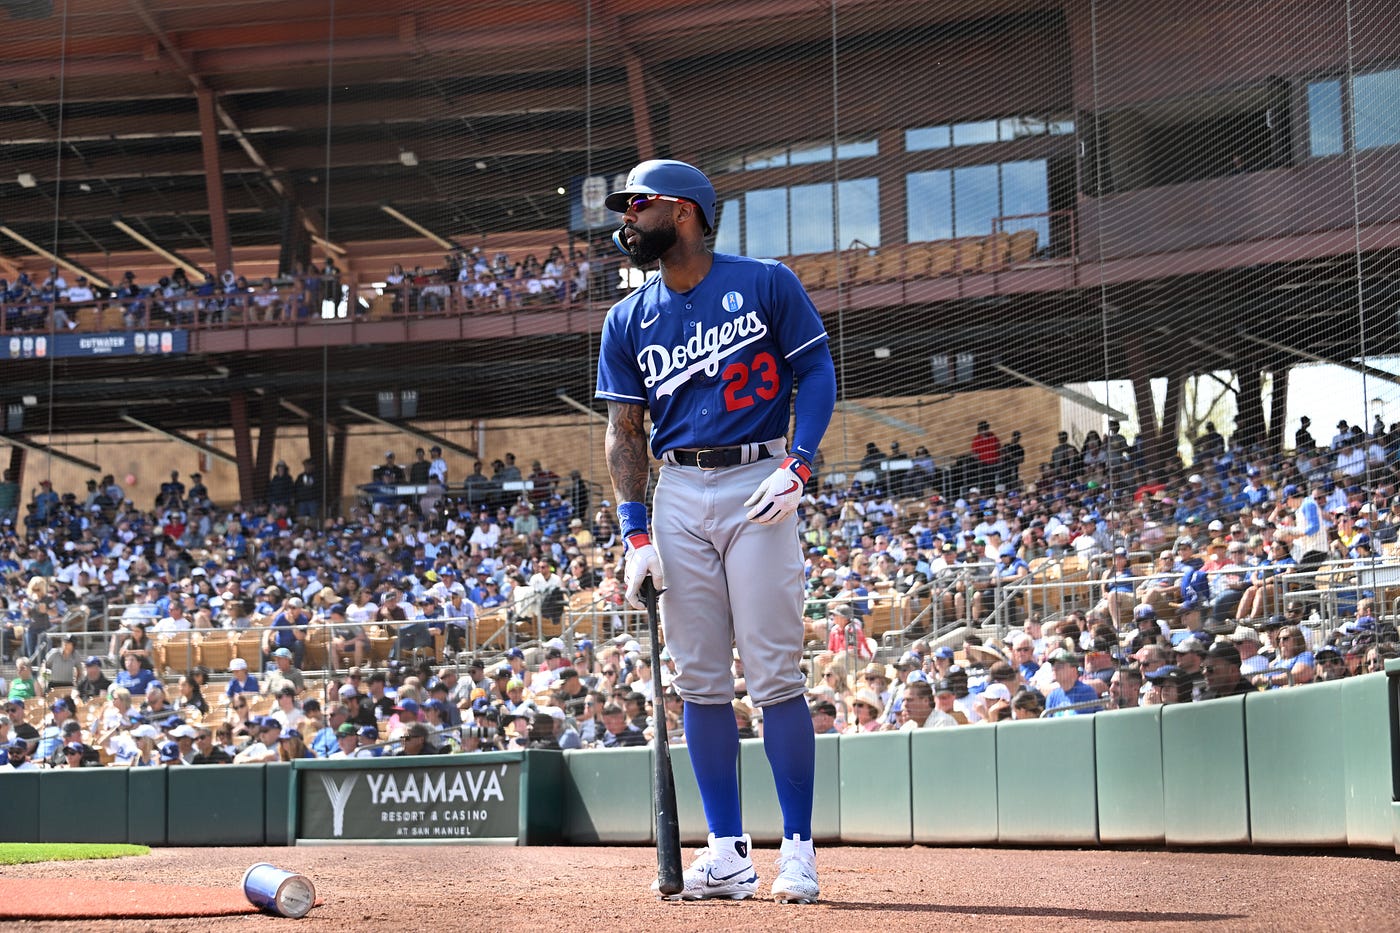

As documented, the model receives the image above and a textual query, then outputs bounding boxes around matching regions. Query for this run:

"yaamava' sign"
[299,758,521,841]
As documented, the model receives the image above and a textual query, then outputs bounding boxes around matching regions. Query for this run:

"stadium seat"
[155,633,200,676]
[926,241,958,277]
[198,632,235,672]
[983,232,1012,270]
[1007,228,1039,262]
[956,237,985,274]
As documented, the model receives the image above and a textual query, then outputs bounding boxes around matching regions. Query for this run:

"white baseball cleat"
[656,833,758,900]
[770,833,819,904]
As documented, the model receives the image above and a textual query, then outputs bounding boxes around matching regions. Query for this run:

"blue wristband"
[617,501,649,539]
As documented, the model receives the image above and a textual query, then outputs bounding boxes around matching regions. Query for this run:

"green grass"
[0,843,149,865]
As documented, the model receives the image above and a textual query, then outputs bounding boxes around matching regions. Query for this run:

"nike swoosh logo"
[707,866,754,884]
[779,480,800,495]
[640,312,659,329]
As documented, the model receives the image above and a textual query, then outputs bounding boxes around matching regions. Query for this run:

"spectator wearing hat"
[1253,625,1315,689]
[1271,484,1329,571]
[233,718,282,764]
[157,740,186,766]
[1044,650,1101,716]
[119,723,161,767]
[1313,644,1349,681]
[75,655,111,702]
[826,604,874,661]
[40,634,82,688]
[7,735,38,771]
[1171,637,1208,699]
[928,678,967,727]
[1200,642,1254,699]
[1205,541,1252,622]
[843,688,885,733]
[1144,666,1193,705]
[809,699,839,734]
[224,657,260,699]
[263,647,305,697]
[1228,626,1270,676]
[326,722,363,760]
[263,595,308,669]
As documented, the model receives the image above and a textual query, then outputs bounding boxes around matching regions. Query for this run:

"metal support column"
[229,392,256,505]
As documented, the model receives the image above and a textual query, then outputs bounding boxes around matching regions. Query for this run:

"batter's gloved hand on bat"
[623,532,665,609]
[744,457,811,524]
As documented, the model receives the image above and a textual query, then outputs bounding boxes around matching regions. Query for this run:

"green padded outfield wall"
[562,746,652,844]
[265,762,295,846]
[1095,705,1165,844]
[0,771,41,842]
[1162,697,1250,845]
[166,762,267,846]
[1246,684,1348,846]
[996,716,1098,844]
[838,730,912,843]
[739,734,842,844]
[1338,674,1394,847]
[910,724,998,844]
[126,766,167,846]
[38,768,129,843]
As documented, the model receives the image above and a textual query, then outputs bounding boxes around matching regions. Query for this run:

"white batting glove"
[623,533,664,609]
[744,457,812,524]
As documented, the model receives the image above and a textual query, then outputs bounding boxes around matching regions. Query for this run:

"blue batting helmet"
[605,159,717,233]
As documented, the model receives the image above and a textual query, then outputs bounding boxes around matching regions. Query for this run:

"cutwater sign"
[8,329,189,360]
[298,757,523,842]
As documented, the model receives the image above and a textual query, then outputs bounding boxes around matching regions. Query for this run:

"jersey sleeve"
[768,261,828,359]
[594,301,647,404]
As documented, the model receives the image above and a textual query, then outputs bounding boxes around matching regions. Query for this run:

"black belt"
[669,446,774,470]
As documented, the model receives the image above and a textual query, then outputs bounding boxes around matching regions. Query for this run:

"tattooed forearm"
[605,401,651,502]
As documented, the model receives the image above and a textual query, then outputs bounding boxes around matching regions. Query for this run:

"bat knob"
[612,227,630,257]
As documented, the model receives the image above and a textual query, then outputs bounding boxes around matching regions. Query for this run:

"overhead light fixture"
[17,173,36,188]
[79,183,91,192]
[873,347,891,359]
[399,150,418,167]
[474,160,488,170]
[556,186,566,195]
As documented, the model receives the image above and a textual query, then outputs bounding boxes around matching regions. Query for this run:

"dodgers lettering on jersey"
[595,254,827,457]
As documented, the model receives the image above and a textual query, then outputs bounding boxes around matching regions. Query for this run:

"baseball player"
[595,159,836,903]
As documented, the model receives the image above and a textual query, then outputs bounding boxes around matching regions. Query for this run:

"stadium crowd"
[0,243,597,333]
[1,408,1398,768]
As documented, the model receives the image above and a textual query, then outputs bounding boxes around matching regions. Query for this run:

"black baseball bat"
[643,578,683,897]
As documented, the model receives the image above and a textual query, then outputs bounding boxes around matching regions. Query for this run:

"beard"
[622,218,678,267]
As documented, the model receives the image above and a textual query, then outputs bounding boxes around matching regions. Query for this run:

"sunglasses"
[625,193,685,213]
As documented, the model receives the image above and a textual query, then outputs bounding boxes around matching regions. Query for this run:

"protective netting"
[0,0,1395,533]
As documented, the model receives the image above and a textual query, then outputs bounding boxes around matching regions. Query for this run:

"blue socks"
[683,695,816,842]
[761,695,815,841]
[683,701,743,837]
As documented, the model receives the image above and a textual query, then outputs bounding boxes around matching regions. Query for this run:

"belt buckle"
[694,448,721,470]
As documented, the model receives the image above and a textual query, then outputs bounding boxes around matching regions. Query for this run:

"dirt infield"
[1,843,1397,932]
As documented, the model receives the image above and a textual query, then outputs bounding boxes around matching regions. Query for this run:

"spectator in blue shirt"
[113,652,155,696]
[1044,649,1101,716]
[224,657,260,699]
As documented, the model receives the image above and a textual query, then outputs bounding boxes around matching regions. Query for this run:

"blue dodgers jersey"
[595,254,827,458]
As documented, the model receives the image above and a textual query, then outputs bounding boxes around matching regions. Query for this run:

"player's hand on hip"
[623,537,664,609]
[744,457,812,524]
